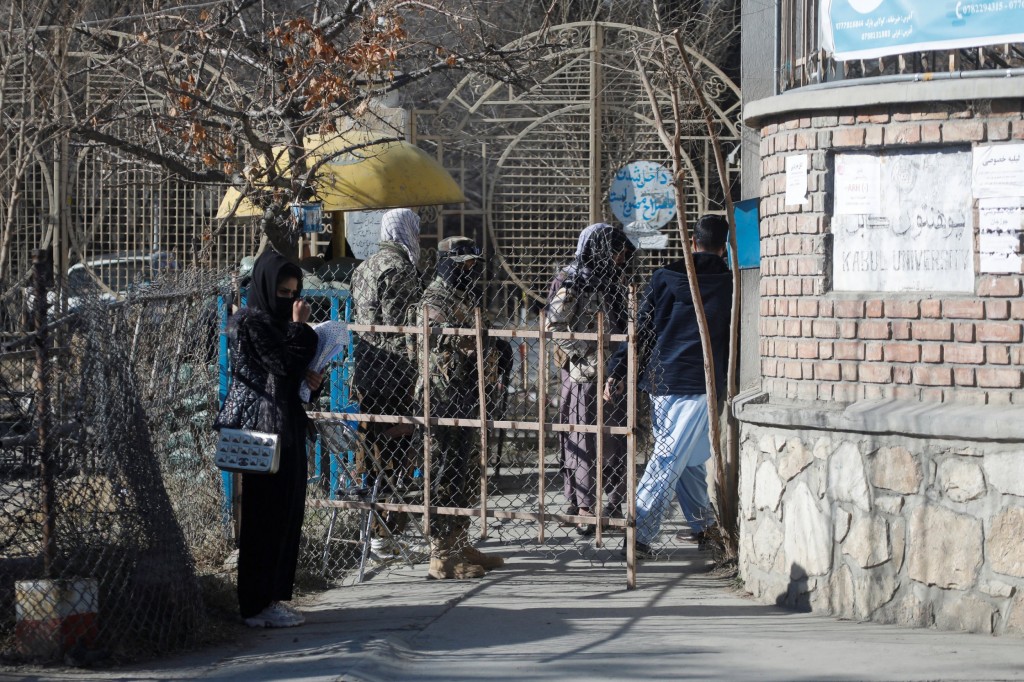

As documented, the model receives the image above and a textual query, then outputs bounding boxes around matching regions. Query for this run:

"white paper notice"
[785,154,809,206]
[834,153,881,215]
[979,197,1024,274]
[973,144,1024,199]
[343,209,388,260]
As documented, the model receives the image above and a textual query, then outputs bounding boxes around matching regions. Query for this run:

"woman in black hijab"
[215,250,321,628]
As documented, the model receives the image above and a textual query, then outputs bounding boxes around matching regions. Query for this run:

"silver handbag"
[214,428,281,474]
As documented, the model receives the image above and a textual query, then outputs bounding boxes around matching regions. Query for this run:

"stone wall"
[757,99,1024,406]
[738,421,1024,635]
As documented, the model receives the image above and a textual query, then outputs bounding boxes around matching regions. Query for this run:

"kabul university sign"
[821,0,1024,61]
[832,149,975,293]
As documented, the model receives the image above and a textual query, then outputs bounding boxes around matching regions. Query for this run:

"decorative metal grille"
[414,22,741,302]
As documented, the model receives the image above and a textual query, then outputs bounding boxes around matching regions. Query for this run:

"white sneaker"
[244,602,304,628]
[370,537,401,558]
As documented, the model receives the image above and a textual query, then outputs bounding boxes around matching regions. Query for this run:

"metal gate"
[413,21,741,301]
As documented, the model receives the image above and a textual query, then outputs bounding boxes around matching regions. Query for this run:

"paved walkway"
[6,544,1024,682]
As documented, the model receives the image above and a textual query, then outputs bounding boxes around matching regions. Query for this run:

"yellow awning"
[216,130,466,219]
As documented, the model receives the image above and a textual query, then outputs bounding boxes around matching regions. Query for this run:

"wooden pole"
[537,309,548,544]
[594,310,605,547]
[626,291,638,590]
[475,308,489,540]
[421,305,432,538]
[33,250,55,579]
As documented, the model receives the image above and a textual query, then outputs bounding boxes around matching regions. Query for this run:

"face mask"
[274,295,296,321]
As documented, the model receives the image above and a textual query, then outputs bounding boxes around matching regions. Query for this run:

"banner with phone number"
[821,0,1024,61]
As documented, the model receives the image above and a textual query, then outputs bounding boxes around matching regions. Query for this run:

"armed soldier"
[414,236,511,580]
[350,208,422,554]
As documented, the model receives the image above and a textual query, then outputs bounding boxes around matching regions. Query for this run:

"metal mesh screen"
[413,22,740,302]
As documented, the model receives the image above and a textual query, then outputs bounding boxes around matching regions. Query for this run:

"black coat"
[608,252,732,396]
[214,308,318,446]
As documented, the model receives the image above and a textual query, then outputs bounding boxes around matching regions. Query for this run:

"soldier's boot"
[454,528,505,571]
[427,535,485,580]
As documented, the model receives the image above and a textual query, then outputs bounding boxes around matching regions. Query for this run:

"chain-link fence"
[306,242,722,585]
[0,238,723,665]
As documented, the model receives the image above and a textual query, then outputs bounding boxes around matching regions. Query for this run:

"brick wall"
[758,102,1024,406]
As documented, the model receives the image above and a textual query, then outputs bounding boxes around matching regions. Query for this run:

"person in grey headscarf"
[545,223,635,536]
[349,208,423,553]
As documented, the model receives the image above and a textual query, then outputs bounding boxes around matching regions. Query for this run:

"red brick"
[866,343,884,361]
[922,123,942,142]
[842,363,859,382]
[989,120,1011,141]
[977,368,1023,388]
[835,300,865,318]
[884,343,921,363]
[945,344,985,364]
[955,323,976,343]
[820,342,834,360]
[840,321,858,339]
[943,300,985,319]
[942,121,985,142]
[978,276,1022,297]
[762,359,778,377]
[893,386,921,401]
[986,300,1010,320]
[912,321,953,341]
[894,321,912,340]
[834,128,866,146]
[885,125,921,145]
[954,368,976,387]
[921,300,941,318]
[865,127,884,146]
[894,366,913,384]
[783,361,803,379]
[815,362,842,381]
[886,301,920,319]
[987,346,1011,365]
[859,321,891,340]
[914,366,953,386]
[977,322,1023,343]
[921,388,945,402]
[1011,300,1024,320]
[797,341,819,359]
[866,300,884,318]
[784,319,802,337]
[835,342,864,360]
[813,320,840,339]
[797,299,819,317]
[921,345,943,363]
[861,364,893,383]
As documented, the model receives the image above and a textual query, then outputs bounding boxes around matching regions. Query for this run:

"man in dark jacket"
[606,215,732,558]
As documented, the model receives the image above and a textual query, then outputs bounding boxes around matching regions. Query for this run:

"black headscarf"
[248,250,303,323]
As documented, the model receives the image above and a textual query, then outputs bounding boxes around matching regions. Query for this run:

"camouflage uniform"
[350,241,421,514]
[416,237,507,578]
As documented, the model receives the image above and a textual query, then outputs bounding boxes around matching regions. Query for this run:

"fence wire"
[0,241,718,665]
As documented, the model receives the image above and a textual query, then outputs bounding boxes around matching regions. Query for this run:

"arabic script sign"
[821,0,1024,61]
[609,161,676,228]
[832,150,975,292]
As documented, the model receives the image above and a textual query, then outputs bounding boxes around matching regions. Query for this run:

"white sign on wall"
[979,197,1024,274]
[344,209,388,260]
[832,150,974,293]
[972,143,1024,199]
[609,161,676,250]
[785,154,809,206]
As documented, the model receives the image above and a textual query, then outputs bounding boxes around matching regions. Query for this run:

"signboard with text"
[821,0,1024,61]
[832,150,975,292]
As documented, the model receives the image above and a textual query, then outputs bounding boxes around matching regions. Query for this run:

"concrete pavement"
[5,543,1024,681]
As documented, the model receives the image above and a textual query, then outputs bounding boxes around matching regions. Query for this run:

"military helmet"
[437,236,481,263]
